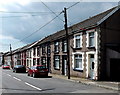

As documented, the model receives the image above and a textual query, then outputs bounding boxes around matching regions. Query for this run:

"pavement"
[49,73,120,92]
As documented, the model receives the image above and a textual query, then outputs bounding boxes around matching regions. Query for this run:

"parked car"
[2,65,10,69]
[13,65,26,73]
[27,65,48,78]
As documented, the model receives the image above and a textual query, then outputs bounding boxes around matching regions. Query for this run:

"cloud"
[101,3,117,12]
[0,2,118,53]
[0,34,26,52]
[0,34,14,40]
[0,0,30,6]
[0,8,8,11]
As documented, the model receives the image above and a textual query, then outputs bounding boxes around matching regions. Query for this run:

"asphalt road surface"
[1,67,118,94]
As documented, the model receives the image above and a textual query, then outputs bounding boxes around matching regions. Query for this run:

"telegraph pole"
[64,7,70,79]
[2,53,4,65]
[10,44,13,68]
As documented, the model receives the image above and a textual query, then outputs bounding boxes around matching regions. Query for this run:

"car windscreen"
[37,66,47,69]
[15,65,25,68]
[4,65,9,66]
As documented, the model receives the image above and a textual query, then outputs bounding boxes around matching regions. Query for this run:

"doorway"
[47,57,51,73]
[89,54,95,80]
[62,55,67,76]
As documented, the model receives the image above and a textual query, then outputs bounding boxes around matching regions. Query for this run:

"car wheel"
[27,73,30,76]
[30,73,33,77]
[15,70,17,73]
[46,73,48,77]
[33,73,36,78]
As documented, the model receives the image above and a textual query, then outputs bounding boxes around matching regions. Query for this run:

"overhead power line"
[0,11,60,14]
[40,0,64,22]
[13,11,63,45]
[66,2,81,29]
[0,42,9,46]
[66,2,80,10]
[0,14,46,18]
[10,2,80,45]
[40,1,80,24]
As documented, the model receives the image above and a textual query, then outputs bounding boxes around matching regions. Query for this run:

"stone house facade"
[3,5,120,81]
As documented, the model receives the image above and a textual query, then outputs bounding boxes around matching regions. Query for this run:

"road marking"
[7,74,12,77]
[13,77,21,81]
[25,82,42,91]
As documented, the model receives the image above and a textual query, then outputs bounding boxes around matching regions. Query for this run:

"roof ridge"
[10,6,118,52]
[70,6,117,29]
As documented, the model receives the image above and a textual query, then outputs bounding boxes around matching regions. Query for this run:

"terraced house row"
[3,5,120,81]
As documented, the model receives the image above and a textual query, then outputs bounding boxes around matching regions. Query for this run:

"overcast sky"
[0,0,118,52]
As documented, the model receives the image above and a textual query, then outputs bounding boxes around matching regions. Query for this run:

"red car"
[27,65,48,78]
[2,65,10,69]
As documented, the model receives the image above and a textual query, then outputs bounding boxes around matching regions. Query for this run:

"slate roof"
[37,6,117,45]
[11,5,119,51]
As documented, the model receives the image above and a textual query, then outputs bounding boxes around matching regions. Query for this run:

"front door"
[62,56,67,76]
[89,54,95,80]
[47,57,51,73]
[64,58,67,76]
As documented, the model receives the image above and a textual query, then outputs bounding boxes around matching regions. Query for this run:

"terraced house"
[3,5,120,81]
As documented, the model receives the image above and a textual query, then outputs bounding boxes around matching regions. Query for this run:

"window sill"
[54,51,59,54]
[54,68,60,70]
[87,47,95,49]
[62,51,67,53]
[47,54,51,56]
[73,47,82,50]
[73,68,83,72]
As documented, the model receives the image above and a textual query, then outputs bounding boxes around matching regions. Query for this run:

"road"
[1,67,118,94]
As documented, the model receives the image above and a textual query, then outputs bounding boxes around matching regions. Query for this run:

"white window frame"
[54,41,59,52]
[89,32,94,47]
[74,33,82,48]
[72,52,84,71]
[37,46,40,56]
[42,46,46,55]
[42,57,46,64]
[54,55,60,69]
[86,29,96,48]
[63,40,67,52]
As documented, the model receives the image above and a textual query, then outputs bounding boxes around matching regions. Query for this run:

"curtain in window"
[74,55,82,70]
[75,35,80,48]
[89,32,94,47]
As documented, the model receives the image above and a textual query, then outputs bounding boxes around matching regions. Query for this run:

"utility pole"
[64,7,70,79]
[10,44,13,68]
[2,53,4,65]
